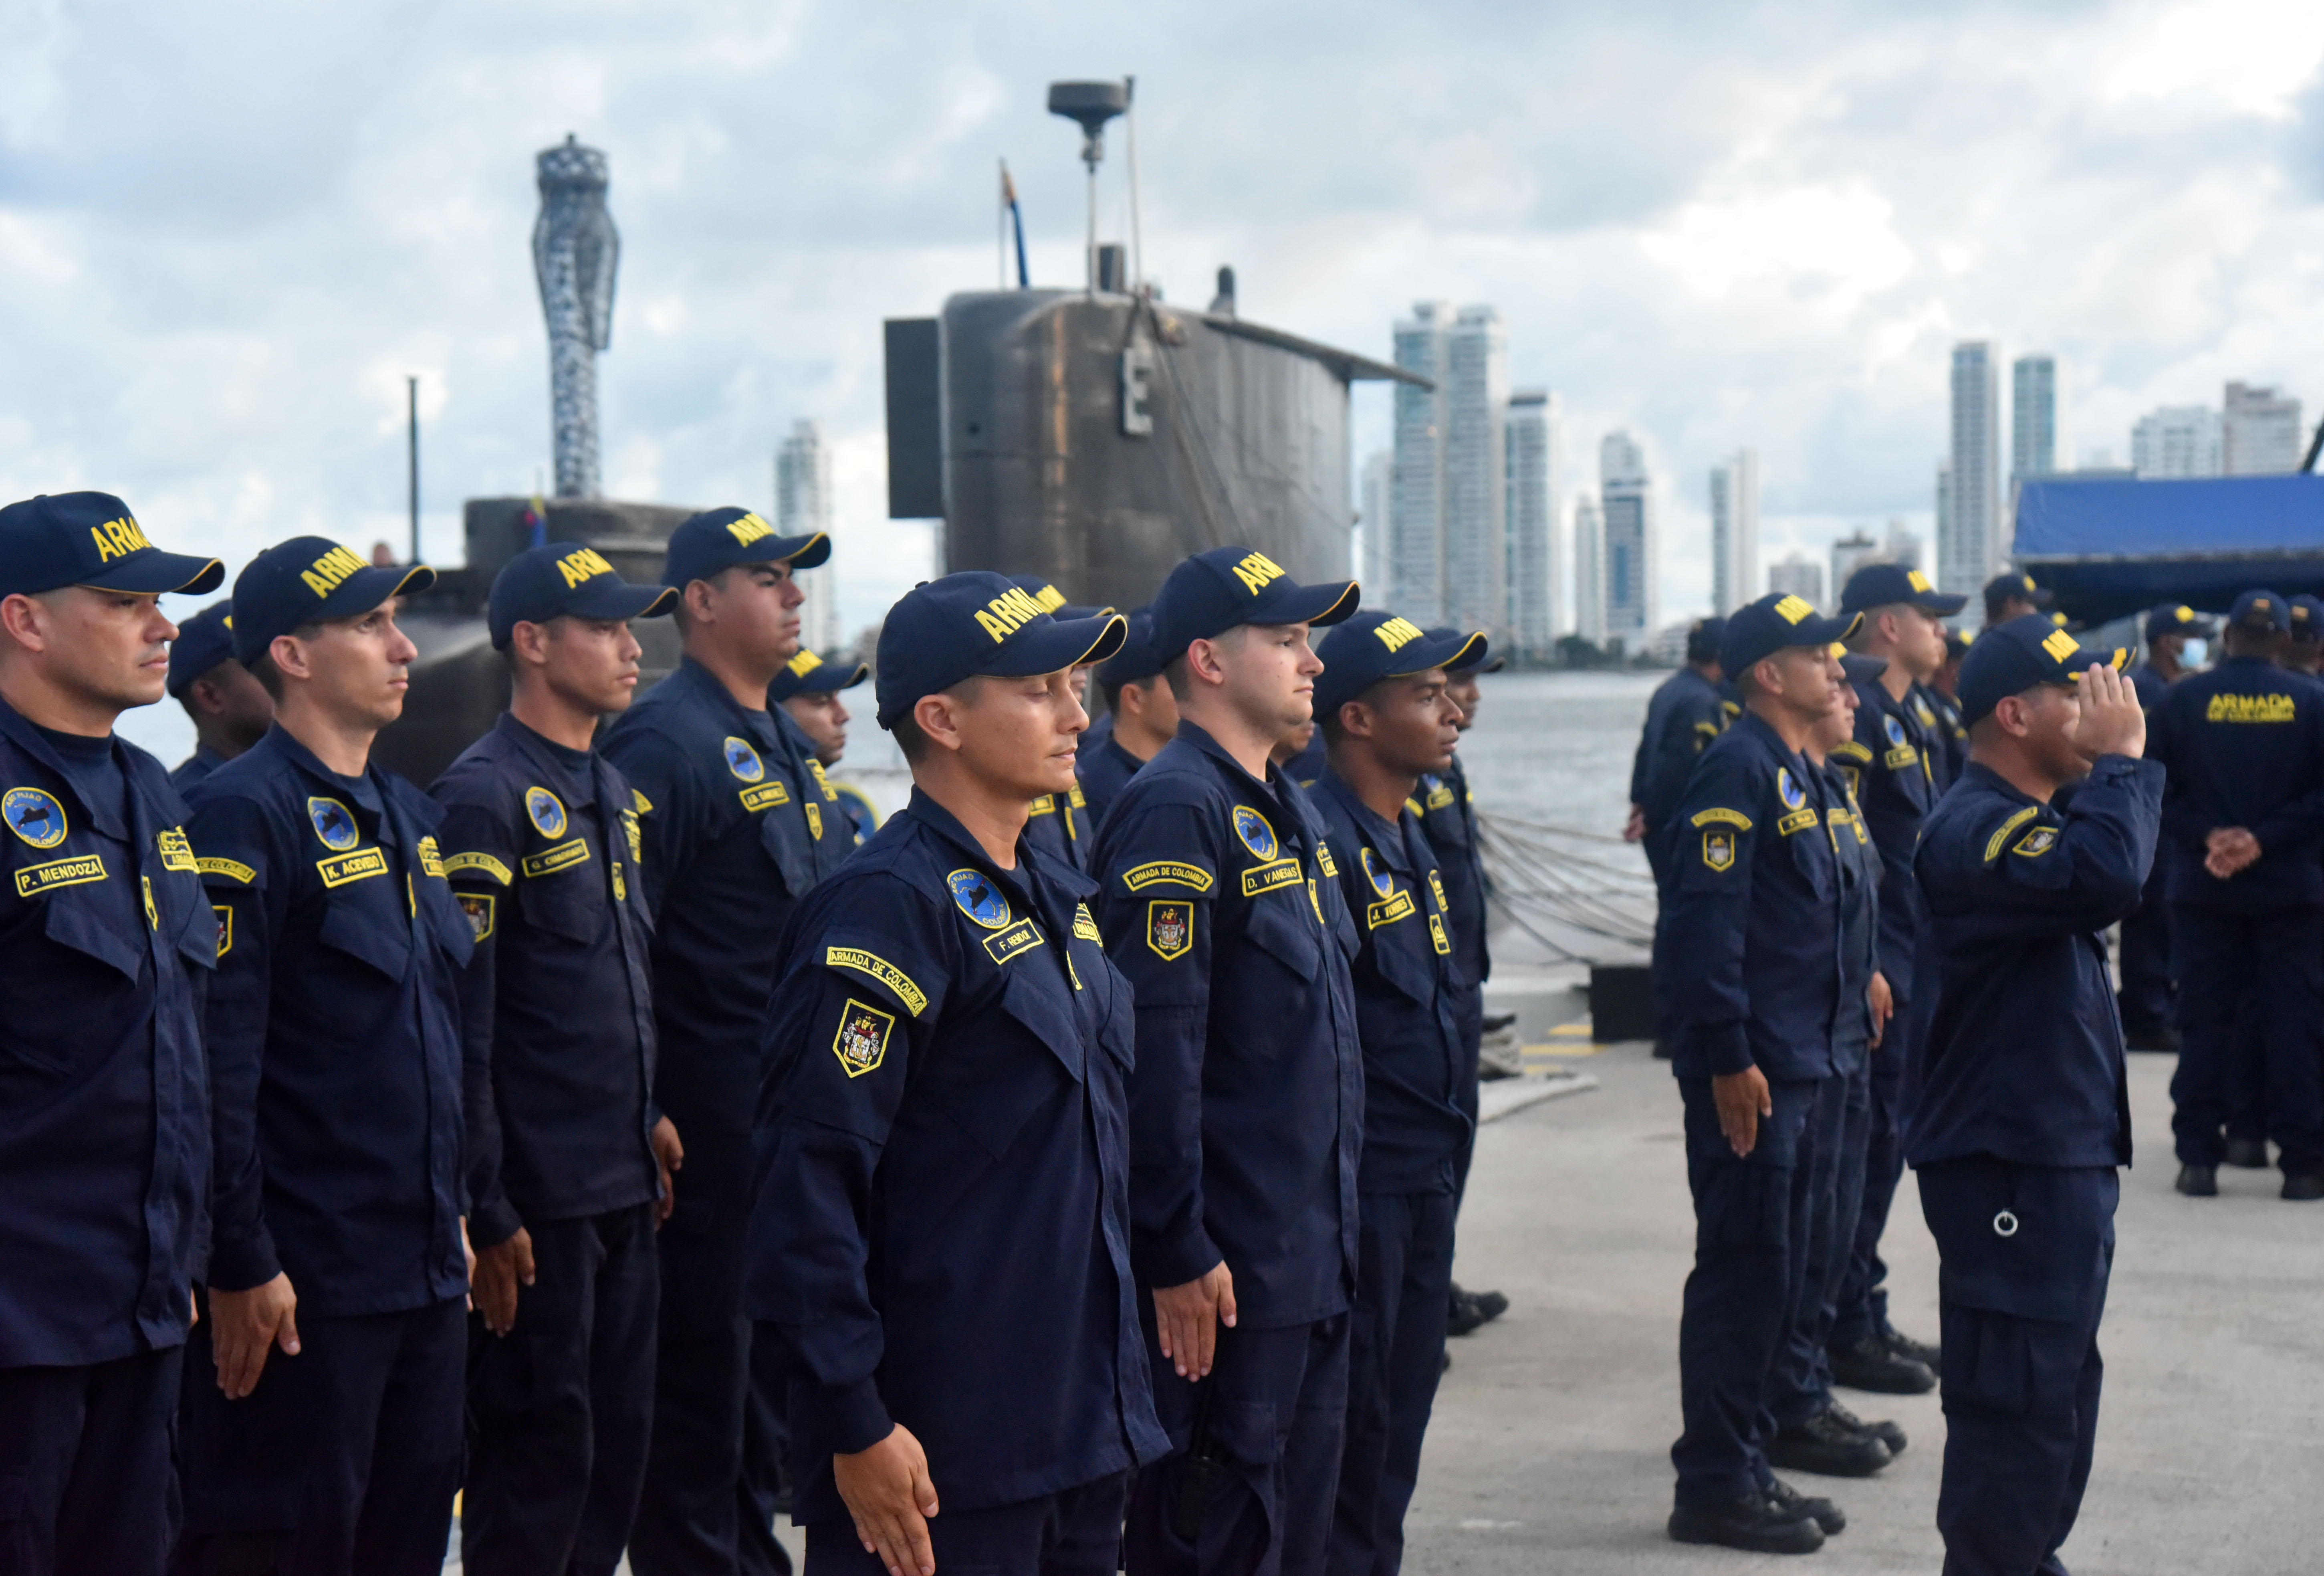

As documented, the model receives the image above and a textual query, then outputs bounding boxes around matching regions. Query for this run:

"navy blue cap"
[1149,546,1359,658]
[1719,592,1862,677]
[1011,574,1113,623]
[875,572,1127,729]
[1098,609,1166,687]
[1683,616,1726,665]
[2289,596,2324,638]
[489,541,675,649]
[2144,603,2217,641]
[1314,613,1487,715]
[165,601,239,698]
[1840,652,1890,686]
[2228,588,2287,633]
[662,507,831,589]
[769,647,869,704]
[1945,630,1972,662]
[1842,562,1967,617]
[1983,571,2053,610]
[0,491,223,600]
[1956,613,2127,725]
[1427,625,1504,673]
[230,537,434,665]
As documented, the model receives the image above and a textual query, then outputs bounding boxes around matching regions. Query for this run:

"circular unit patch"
[1360,845,1395,898]
[525,786,569,839]
[1232,806,1277,861]
[307,796,361,851]
[2,787,67,849]
[946,868,1011,929]
[1776,768,1806,811]
[723,737,765,783]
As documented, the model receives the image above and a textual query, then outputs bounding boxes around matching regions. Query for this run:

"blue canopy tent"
[2012,473,2324,626]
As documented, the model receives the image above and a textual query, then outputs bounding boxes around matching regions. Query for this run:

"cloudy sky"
[6,0,2324,756]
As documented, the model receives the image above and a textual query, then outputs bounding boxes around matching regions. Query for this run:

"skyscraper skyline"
[1600,429,1656,645]
[2131,404,2223,478]
[1767,551,1825,609]
[1505,389,1561,654]
[1943,340,2001,594]
[1390,301,1452,621]
[1359,449,1392,596]
[2223,382,2304,475]
[1443,305,1511,636]
[2011,354,2057,485]
[1573,494,1605,645]
[776,417,839,654]
[1709,448,1758,616]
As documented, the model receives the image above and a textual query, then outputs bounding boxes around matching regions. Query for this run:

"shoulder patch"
[1690,807,1753,831]
[457,891,496,942]
[1701,828,1737,871]
[443,850,513,885]
[1315,840,1338,878]
[1983,805,2044,864]
[2013,825,2059,858]
[2,787,68,849]
[1121,860,1213,893]
[1073,901,1103,943]
[632,788,653,815]
[196,855,256,884]
[156,827,197,872]
[1147,899,1194,960]
[213,903,234,958]
[825,946,929,1016]
[1830,740,1874,764]
[832,997,896,1078]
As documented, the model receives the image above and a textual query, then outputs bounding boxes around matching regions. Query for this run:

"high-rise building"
[776,418,839,654]
[1505,390,1560,655]
[1884,519,1922,572]
[1442,306,1509,636]
[1830,529,1883,602]
[1768,552,1825,610]
[1943,341,2001,595]
[1600,430,1656,647]
[2131,406,2223,479]
[1359,450,1392,596]
[1390,302,1453,621]
[1709,449,1758,616]
[2223,382,2305,475]
[2012,354,2057,484]
[1573,495,1605,645]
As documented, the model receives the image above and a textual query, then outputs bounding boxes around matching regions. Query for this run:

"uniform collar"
[492,711,599,807]
[672,655,779,746]
[0,693,134,839]
[257,723,383,814]
[1174,717,1307,831]
[1957,759,2040,810]
[899,784,1098,905]
[1734,707,1812,772]
[1314,766,1417,874]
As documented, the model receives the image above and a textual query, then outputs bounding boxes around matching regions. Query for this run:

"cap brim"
[1912,591,1969,616]
[1841,653,1890,682]
[84,549,226,597]
[1054,602,1116,622]
[1257,579,1360,630]
[984,612,1129,678]
[798,662,870,692]
[566,581,678,622]
[318,562,433,619]
[729,530,830,571]
[2063,649,2131,680]
[1395,629,1489,677]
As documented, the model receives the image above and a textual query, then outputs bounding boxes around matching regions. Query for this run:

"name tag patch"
[1366,889,1416,929]
[1241,857,1304,897]
[1776,808,1820,837]
[522,839,591,879]
[1122,860,1212,893]
[317,848,389,888]
[833,997,895,1079]
[1147,899,1193,960]
[982,919,1045,966]
[16,853,107,897]
[740,781,792,813]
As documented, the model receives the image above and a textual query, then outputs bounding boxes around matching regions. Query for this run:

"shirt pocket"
[518,859,603,944]
[926,971,1083,1165]
[317,889,414,981]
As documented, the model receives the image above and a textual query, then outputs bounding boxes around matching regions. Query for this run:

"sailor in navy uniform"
[748,572,1167,1576]
[598,507,847,1574]
[771,646,878,848]
[1626,617,1733,883]
[2117,605,2214,1051]
[1092,546,1365,1576]
[1921,631,1973,792]
[165,598,273,793]
[1655,592,1872,1555]
[430,544,678,1572]
[2142,590,2324,1200]
[181,536,475,1576]
[1305,612,1483,1576]
[1910,616,2160,1575]
[1081,609,1177,829]
[1015,577,1111,873]
[0,491,222,1574]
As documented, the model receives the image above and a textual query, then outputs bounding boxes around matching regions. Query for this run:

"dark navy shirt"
[1313,770,1471,1193]
[169,744,230,796]
[601,657,848,1136]
[2145,656,2324,911]
[1630,667,1732,834]
[829,780,878,848]
[1821,760,1880,1072]
[1079,735,1149,830]
[1830,675,1937,998]
[2126,661,2173,713]
[431,714,660,1248]
[1910,757,2163,1168]
[1022,779,1095,874]
[188,726,472,1314]
[748,789,1168,1520]
[1092,720,1363,1326]
[1913,683,1966,791]
[1656,710,1844,1084]
[0,703,213,1367]
[1414,753,1488,1002]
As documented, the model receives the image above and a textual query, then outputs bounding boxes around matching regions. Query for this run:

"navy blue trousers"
[2115,861,2175,1028]
[461,1202,658,1576]
[1918,1159,2115,1576]
[1329,1191,1455,1576]
[806,1470,1130,1576]
[739,1320,796,1576]
[1671,1074,1822,1506]
[1833,995,1921,1349]
[2169,904,2324,1175]
[0,1348,180,1576]
[1771,1059,1869,1427]
[1126,1315,1351,1576]
[629,1127,765,1576]
[178,1295,464,1576]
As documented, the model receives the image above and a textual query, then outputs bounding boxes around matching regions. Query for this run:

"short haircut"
[1844,602,1909,653]
[1162,653,1193,703]
[245,621,327,700]
[888,676,983,764]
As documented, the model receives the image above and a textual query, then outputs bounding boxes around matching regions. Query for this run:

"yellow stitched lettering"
[442,851,513,885]
[315,848,389,888]
[2042,628,2080,662]
[1984,806,2042,863]
[1372,616,1425,653]
[1773,594,1814,624]
[298,544,368,598]
[1690,808,1753,830]
[196,855,256,884]
[555,546,615,587]
[2206,693,2298,723]
[1122,861,1213,893]
[724,512,775,546]
[15,854,106,897]
[522,839,592,879]
[825,946,929,1016]
[1231,552,1286,594]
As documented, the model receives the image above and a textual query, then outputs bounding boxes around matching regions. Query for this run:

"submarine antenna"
[1047,80,1128,294]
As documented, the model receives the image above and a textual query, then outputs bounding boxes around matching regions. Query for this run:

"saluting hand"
[1153,1260,1238,1380]
[1711,1066,1772,1158]
[208,1273,300,1399]
[834,1422,940,1576]
[2074,663,2146,762]
[473,1227,537,1337]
